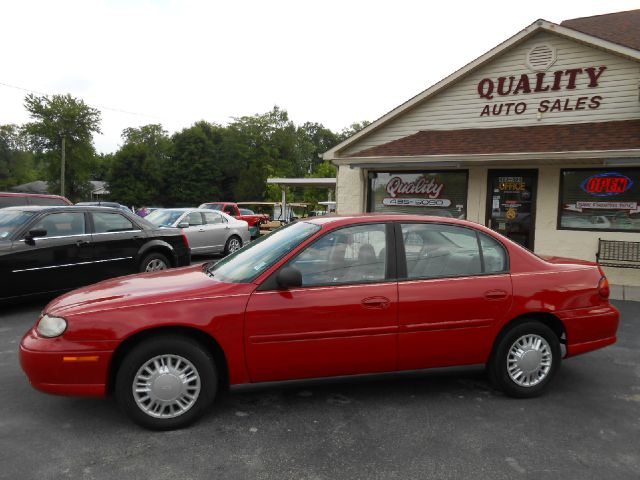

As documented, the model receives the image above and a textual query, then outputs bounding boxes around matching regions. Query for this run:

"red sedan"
[20,215,619,429]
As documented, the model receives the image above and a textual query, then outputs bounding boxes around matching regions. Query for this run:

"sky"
[1,0,638,154]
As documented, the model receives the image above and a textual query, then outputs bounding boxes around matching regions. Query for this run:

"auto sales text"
[477,66,606,117]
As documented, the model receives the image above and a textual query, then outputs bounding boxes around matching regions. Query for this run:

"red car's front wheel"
[115,335,217,430]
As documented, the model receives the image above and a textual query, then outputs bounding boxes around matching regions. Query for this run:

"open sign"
[580,172,633,197]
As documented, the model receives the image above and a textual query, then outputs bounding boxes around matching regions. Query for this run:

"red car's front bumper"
[20,329,115,397]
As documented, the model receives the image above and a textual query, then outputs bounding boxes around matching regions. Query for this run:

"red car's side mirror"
[276,266,302,289]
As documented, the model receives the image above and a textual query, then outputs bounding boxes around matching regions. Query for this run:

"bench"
[596,239,640,269]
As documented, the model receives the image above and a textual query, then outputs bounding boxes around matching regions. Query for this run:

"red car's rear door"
[396,222,513,370]
[244,222,398,383]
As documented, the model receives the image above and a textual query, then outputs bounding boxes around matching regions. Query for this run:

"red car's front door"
[244,223,398,383]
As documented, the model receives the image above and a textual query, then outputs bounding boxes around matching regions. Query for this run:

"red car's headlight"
[36,314,68,338]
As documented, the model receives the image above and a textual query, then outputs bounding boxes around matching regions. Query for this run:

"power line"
[0,80,163,121]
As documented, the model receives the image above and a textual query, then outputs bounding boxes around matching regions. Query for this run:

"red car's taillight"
[598,276,610,299]
[181,232,190,249]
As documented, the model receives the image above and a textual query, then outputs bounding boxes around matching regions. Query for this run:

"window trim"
[557,167,640,233]
[366,169,469,219]
[28,211,89,238]
[395,221,510,281]
[261,222,396,290]
[203,211,225,225]
[89,211,137,234]
[185,211,205,226]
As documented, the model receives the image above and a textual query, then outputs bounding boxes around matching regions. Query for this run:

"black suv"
[0,206,190,301]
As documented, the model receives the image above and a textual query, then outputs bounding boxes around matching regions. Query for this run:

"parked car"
[0,192,72,208]
[145,208,250,255]
[20,214,618,430]
[76,201,131,213]
[561,215,612,229]
[0,206,190,301]
[198,202,269,238]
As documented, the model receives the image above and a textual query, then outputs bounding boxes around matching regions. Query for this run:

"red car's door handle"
[361,296,390,309]
[484,290,508,300]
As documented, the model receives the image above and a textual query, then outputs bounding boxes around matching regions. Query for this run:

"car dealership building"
[324,10,640,289]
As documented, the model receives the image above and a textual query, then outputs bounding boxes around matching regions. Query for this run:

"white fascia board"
[323,20,640,162]
[266,178,337,186]
[334,150,640,166]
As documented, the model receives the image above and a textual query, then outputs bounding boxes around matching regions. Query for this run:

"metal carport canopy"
[266,178,336,221]
[266,178,336,187]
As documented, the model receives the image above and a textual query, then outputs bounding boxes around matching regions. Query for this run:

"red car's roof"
[302,213,480,228]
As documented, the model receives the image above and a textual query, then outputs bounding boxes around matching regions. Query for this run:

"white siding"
[342,32,640,156]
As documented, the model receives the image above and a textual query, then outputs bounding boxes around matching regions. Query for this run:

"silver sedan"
[145,208,250,255]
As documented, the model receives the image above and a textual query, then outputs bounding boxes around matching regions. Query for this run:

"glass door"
[487,170,538,250]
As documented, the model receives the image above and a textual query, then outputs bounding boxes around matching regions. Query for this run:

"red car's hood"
[46,264,252,316]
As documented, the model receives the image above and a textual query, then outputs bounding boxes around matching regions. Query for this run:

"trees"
[0,124,40,190]
[107,125,171,206]
[4,95,364,208]
[338,120,372,141]
[165,121,225,206]
[23,94,101,200]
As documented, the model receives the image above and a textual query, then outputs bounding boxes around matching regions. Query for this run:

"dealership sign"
[580,172,633,197]
[385,176,444,198]
[575,201,637,210]
[383,175,452,208]
[477,66,606,117]
[383,198,452,207]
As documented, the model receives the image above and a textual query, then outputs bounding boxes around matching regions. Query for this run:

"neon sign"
[580,172,633,197]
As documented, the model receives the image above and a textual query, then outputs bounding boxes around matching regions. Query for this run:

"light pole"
[60,135,66,197]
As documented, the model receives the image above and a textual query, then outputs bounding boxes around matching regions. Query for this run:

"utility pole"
[60,135,66,197]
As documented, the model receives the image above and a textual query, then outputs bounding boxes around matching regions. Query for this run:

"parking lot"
[1,288,639,480]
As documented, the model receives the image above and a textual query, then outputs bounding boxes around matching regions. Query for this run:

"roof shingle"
[561,9,640,51]
[347,120,640,158]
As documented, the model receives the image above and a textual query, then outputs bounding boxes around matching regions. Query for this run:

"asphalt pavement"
[1,298,638,480]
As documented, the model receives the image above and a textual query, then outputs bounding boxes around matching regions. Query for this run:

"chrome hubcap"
[507,334,552,387]
[228,238,241,252]
[133,354,201,419]
[145,259,167,272]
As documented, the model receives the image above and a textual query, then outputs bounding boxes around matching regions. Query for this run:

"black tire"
[488,320,561,398]
[139,251,170,273]
[115,335,217,430]
[224,235,242,256]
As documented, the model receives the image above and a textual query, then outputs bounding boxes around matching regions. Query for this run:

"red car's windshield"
[207,221,320,283]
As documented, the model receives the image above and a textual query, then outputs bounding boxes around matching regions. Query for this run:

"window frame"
[90,211,137,234]
[394,221,509,281]
[186,211,205,226]
[557,167,640,233]
[28,211,89,239]
[366,169,470,219]
[261,222,397,290]
[203,211,226,225]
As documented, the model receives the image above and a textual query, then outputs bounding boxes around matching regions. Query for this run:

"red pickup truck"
[199,202,269,238]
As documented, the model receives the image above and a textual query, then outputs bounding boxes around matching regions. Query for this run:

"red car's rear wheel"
[488,321,561,398]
